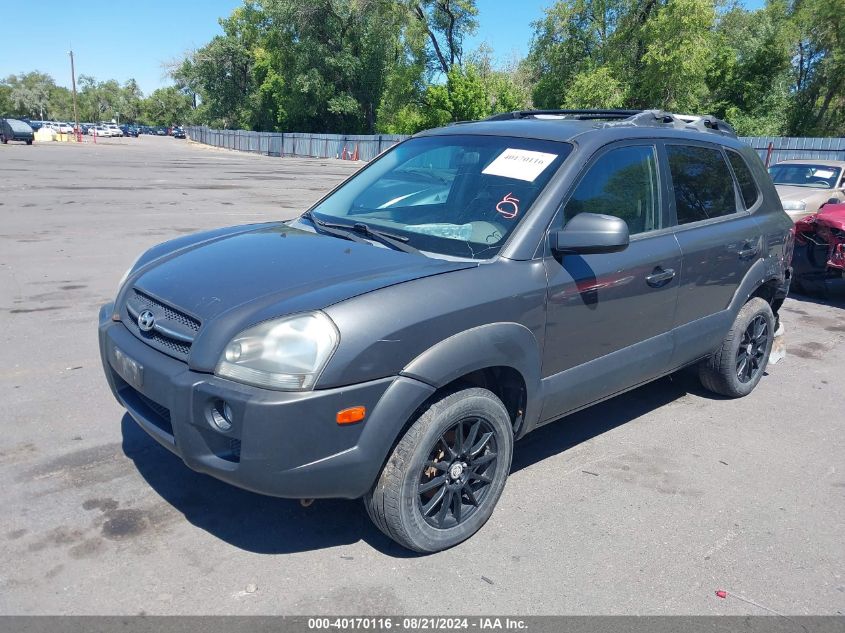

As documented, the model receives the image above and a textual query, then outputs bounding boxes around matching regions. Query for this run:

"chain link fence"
[184,127,408,161]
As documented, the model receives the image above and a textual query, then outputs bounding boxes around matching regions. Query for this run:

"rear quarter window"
[726,150,760,209]
[667,145,739,224]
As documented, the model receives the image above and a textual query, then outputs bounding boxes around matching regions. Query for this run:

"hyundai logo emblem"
[137,310,156,332]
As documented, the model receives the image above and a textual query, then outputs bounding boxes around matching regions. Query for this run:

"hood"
[775,184,830,203]
[129,223,475,370]
[134,223,475,321]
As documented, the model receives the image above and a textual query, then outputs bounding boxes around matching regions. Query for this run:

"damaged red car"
[791,203,845,297]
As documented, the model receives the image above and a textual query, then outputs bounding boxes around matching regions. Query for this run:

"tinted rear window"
[726,150,760,209]
[667,145,738,224]
[8,120,32,133]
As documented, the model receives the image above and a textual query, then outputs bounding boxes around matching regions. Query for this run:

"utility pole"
[69,48,80,139]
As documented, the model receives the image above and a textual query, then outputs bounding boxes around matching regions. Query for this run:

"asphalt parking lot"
[0,135,843,616]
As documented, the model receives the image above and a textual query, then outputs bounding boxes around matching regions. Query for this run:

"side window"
[667,145,739,224]
[726,150,760,209]
[563,145,661,234]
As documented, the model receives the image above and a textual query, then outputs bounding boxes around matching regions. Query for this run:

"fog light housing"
[209,400,233,432]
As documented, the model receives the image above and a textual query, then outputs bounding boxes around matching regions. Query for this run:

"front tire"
[699,297,774,398]
[364,388,513,553]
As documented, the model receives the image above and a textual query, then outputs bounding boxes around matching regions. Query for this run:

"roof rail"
[485,109,642,122]
[484,108,736,137]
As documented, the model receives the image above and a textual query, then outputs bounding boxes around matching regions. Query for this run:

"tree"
[5,72,54,119]
[143,86,193,125]
[527,0,629,109]
[786,0,845,135]
[0,83,12,115]
[561,66,626,108]
[409,0,479,75]
[637,0,716,111]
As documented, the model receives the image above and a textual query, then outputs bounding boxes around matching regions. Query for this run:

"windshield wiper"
[300,211,371,245]
[306,214,421,255]
[349,223,421,255]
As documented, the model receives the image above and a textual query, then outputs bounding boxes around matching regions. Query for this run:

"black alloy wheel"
[417,417,499,529]
[736,314,769,383]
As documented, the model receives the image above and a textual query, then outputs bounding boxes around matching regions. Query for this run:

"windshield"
[307,134,572,259]
[768,164,842,189]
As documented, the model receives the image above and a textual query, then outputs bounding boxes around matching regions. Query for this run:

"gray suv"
[98,110,794,552]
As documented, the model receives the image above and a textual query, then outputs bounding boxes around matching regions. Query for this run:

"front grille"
[123,289,201,360]
[132,290,200,333]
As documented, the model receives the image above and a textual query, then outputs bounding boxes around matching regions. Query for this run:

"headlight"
[215,312,339,391]
[116,254,143,298]
[781,200,806,211]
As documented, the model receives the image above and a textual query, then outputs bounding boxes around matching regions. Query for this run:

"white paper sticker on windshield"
[813,169,835,178]
[482,148,558,182]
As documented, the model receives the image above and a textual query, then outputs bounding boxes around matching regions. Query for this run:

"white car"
[104,124,123,137]
[89,126,110,137]
[768,160,845,222]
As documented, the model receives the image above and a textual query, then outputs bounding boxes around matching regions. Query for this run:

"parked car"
[88,126,107,137]
[172,127,186,139]
[104,124,123,137]
[23,119,43,131]
[98,109,793,553]
[0,118,34,144]
[768,159,845,222]
[46,121,74,134]
[121,125,139,137]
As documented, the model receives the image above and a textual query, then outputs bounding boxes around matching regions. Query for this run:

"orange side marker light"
[336,406,366,425]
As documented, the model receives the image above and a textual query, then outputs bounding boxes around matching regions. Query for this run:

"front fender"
[400,322,543,436]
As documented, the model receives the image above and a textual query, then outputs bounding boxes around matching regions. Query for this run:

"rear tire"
[699,297,774,398]
[26,139,32,145]
[364,387,513,553]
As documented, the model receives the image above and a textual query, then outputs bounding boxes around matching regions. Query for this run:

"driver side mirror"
[550,213,630,255]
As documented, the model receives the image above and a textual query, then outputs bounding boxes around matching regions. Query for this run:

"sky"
[1,0,767,96]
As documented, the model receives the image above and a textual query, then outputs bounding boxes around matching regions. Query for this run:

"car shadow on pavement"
[511,370,707,474]
[121,370,714,558]
[787,288,845,308]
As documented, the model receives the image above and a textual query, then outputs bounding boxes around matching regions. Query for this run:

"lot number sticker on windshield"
[813,169,835,179]
[482,148,558,182]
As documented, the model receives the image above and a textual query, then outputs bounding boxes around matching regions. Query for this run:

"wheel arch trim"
[399,322,543,435]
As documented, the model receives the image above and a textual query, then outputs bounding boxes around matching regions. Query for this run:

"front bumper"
[98,304,435,499]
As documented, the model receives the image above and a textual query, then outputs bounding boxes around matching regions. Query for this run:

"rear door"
[663,141,764,366]
[539,141,682,422]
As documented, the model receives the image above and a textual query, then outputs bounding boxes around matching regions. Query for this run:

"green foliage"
[637,0,715,111]
[143,86,193,126]
[526,0,845,136]
[561,66,626,108]
[4,72,54,119]
[5,0,845,136]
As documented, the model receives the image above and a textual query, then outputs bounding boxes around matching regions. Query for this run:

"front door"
[539,142,682,423]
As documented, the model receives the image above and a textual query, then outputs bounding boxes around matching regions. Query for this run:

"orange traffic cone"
[341,144,348,160]
[352,144,359,161]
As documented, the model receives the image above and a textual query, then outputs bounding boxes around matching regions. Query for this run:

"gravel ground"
[0,135,842,616]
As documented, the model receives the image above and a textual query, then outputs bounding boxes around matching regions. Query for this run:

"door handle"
[646,267,676,288]
[737,241,759,259]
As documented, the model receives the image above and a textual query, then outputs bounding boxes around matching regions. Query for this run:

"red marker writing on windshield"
[496,192,520,219]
